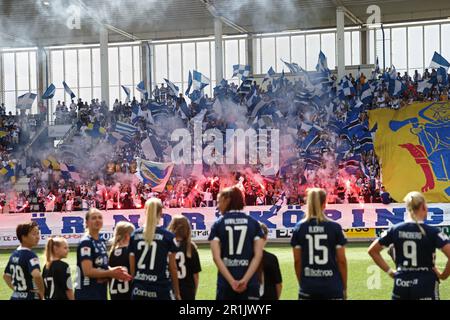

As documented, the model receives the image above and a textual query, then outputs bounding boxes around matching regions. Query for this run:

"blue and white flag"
[115,121,138,137]
[107,132,132,147]
[281,59,302,74]
[137,81,147,95]
[42,84,56,99]
[388,78,405,97]
[179,100,192,119]
[416,79,433,95]
[360,83,373,105]
[62,81,76,99]
[121,85,131,104]
[59,163,81,182]
[430,51,450,72]
[164,79,179,97]
[16,93,37,110]
[232,64,251,79]
[262,67,276,83]
[316,51,329,73]
[437,67,449,86]
[192,70,210,90]
[185,71,193,96]
[338,76,356,99]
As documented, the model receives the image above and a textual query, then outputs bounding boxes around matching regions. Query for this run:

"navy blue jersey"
[4,247,41,300]
[109,246,131,300]
[128,226,178,299]
[290,218,347,296]
[208,211,264,288]
[378,222,450,272]
[74,235,109,300]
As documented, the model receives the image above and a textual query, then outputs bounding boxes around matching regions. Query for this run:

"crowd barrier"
[0,203,448,247]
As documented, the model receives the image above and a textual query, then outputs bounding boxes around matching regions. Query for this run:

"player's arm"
[437,243,450,280]
[293,247,302,284]
[193,273,199,295]
[81,259,131,281]
[336,246,347,299]
[3,273,13,291]
[367,240,395,278]
[210,240,236,286]
[168,252,181,300]
[129,254,136,277]
[31,269,45,300]
[238,238,264,291]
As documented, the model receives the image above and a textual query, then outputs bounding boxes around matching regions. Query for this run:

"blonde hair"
[404,191,426,235]
[44,236,67,268]
[168,215,196,258]
[305,188,328,223]
[143,198,163,244]
[109,221,135,255]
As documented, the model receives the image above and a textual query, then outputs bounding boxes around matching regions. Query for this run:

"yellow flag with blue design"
[369,101,449,202]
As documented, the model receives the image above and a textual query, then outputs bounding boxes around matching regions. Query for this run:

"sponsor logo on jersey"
[81,246,91,257]
[132,287,157,298]
[304,267,334,277]
[395,278,419,287]
[29,257,39,267]
[95,256,106,266]
[223,258,249,267]
[134,271,158,282]
[114,248,123,257]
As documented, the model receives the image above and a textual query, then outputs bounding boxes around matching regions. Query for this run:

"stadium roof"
[1,0,450,47]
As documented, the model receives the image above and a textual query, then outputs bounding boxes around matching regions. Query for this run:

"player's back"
[380,222,446,272]
[42,260,72,300]
[109,246,131,300]
[291,218,347,294]
[5,247,40,300]
[129,226,177,290]
[209,211,263,286]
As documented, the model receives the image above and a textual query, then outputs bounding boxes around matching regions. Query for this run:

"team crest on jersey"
[29,257,39,266]
[81,246,91,256]
[114,248,123,256]
[95,256,104,266]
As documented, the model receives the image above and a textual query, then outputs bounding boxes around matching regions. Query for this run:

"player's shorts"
[10,291,39,300]
[392,271,439,300]
[180,285,196,300]
[216,284,260,300]
[75,286,108,300]
[130,285,175,300]
[298,290,344,300]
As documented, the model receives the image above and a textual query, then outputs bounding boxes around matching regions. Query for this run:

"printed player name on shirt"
[224,218,248,225]
[398,231,422,240]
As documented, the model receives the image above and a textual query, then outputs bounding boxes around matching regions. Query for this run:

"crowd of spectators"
[0,65,448,214]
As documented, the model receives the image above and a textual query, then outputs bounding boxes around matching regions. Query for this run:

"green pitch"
[0,243,449,300]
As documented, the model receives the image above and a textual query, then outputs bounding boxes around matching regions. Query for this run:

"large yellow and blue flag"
[369,101,449,202]
[41,155,60,171]
[0,162,15,183]
[135,158,174,193]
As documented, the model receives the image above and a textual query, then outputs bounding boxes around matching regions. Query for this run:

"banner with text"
[0,203,449,247]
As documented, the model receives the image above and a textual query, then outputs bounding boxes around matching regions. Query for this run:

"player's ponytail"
[143,198,163,244]
[109,221,135,255]
[168,215,195,258]
[44,237,54,268]
[305,188,328,223]
[44,236,67,268]
[404,191,426,236]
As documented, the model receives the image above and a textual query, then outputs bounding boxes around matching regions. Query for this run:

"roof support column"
[100,26,110,108]
[214,18,224,82]
[336,6,346,80]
